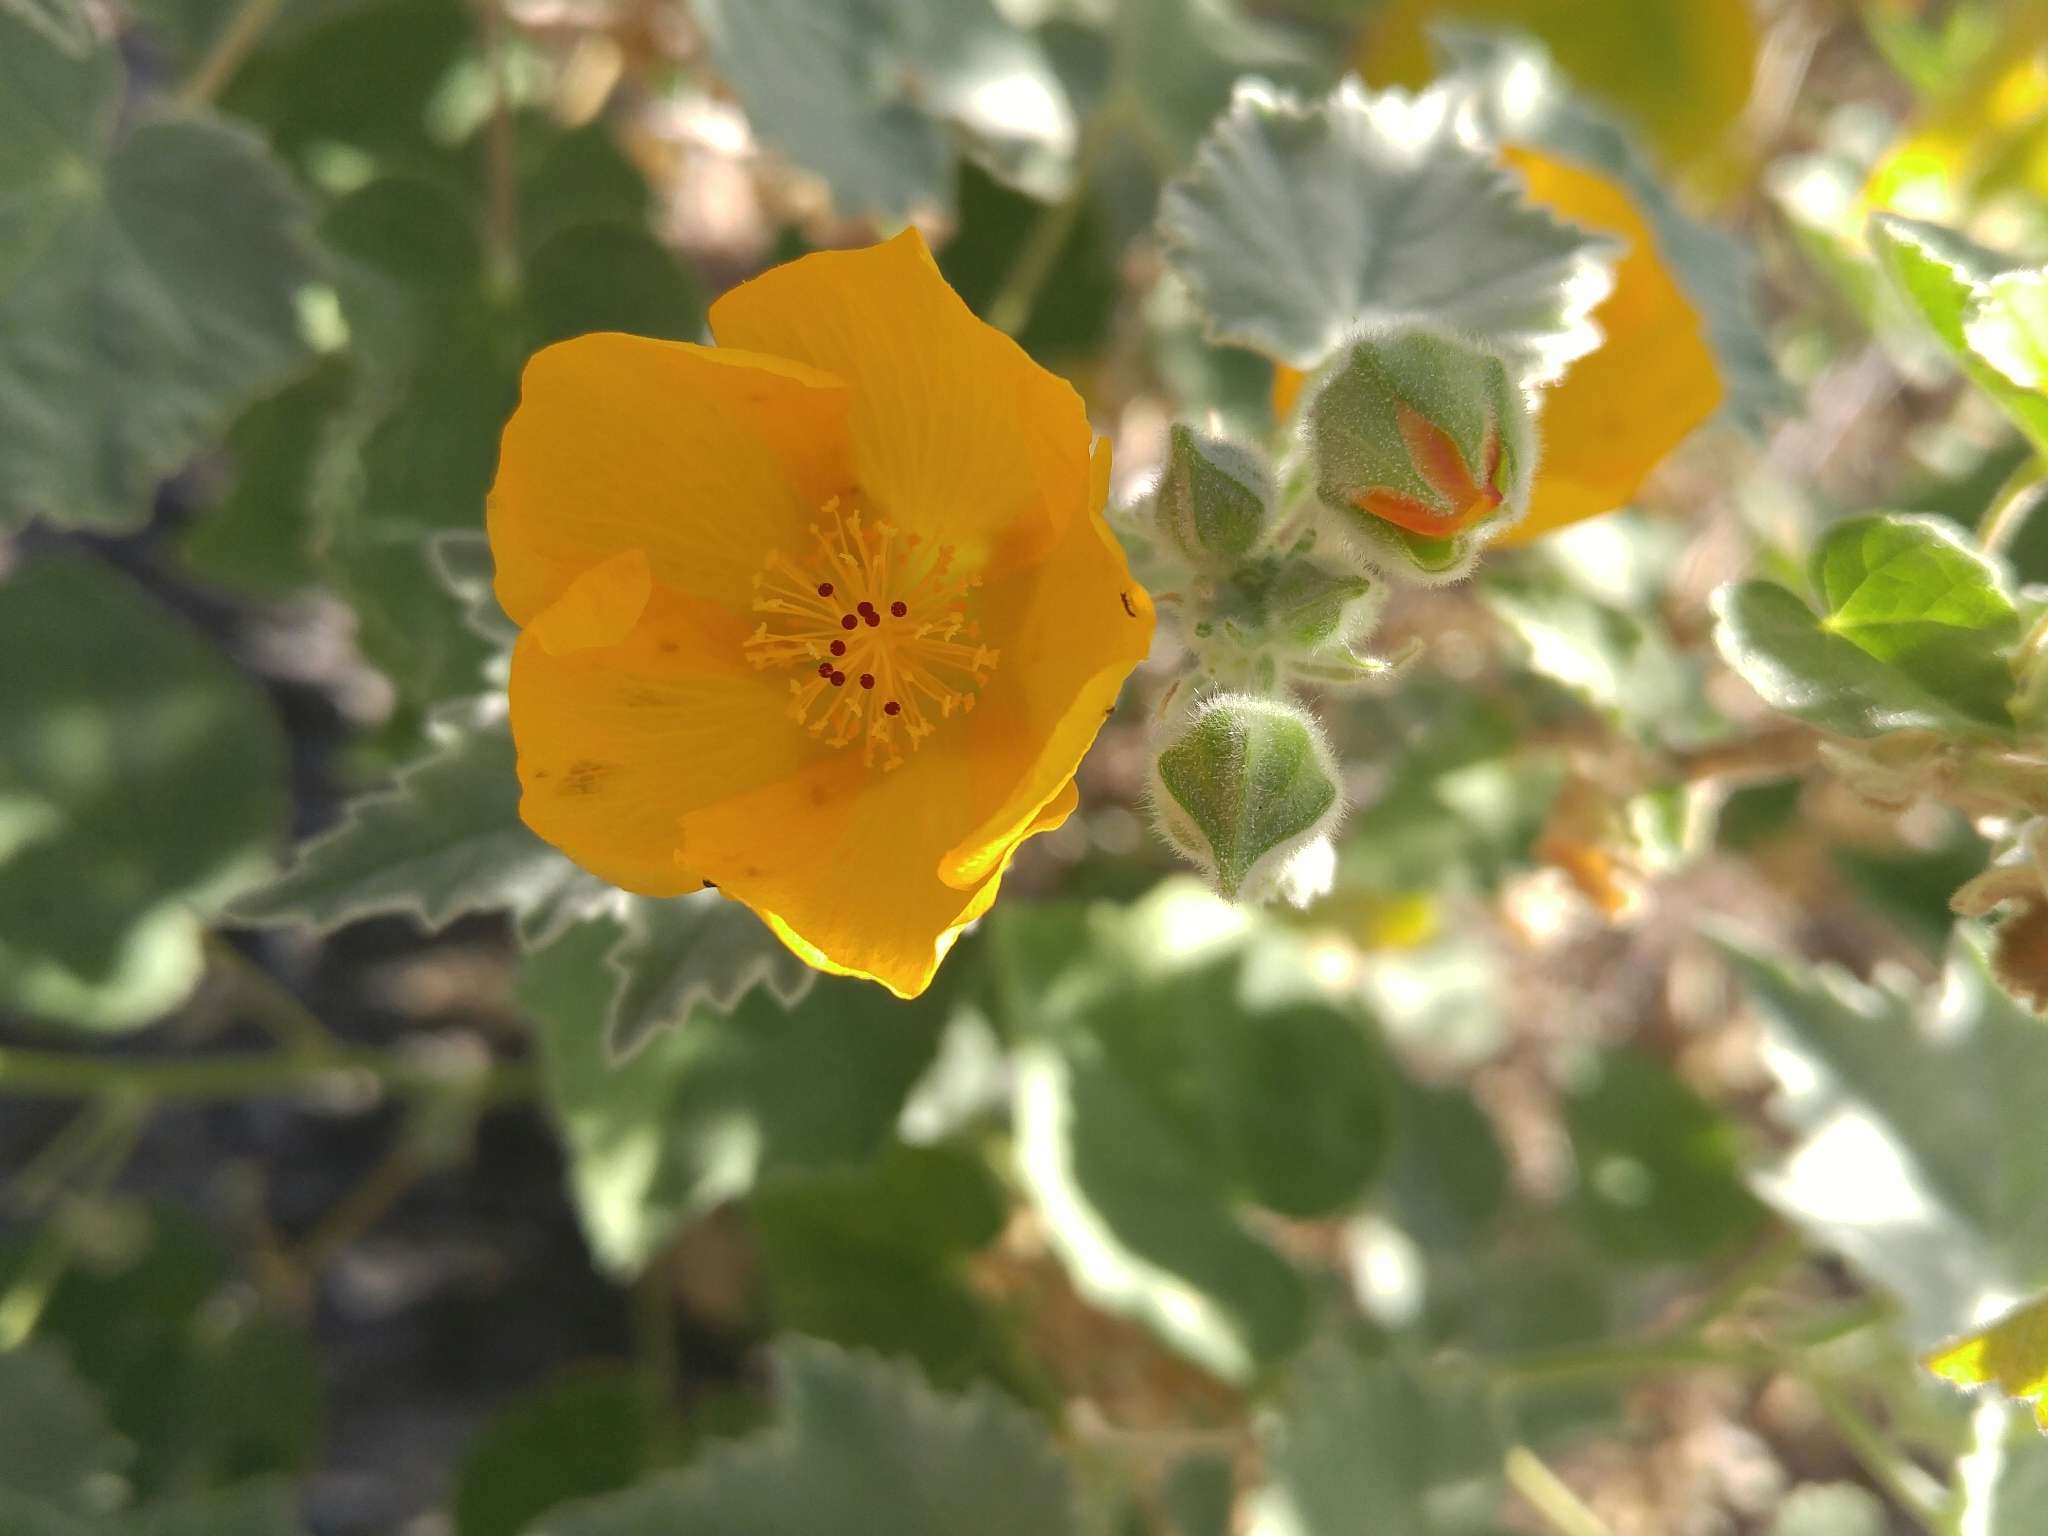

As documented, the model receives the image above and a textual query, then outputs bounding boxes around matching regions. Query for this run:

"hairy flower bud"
[1148,694,1344,903]
[1153,423,1273,565]
[1307,326,1535,581]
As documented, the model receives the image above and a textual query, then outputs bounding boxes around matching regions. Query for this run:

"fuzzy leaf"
[1870,215,2048,458]
[530,1340,1076,1536]
[1711,515,2018,738]
[0,15,317,531]
[1159,78,1616,384]
[604,892,814,1061]
[229,715,613,949]
[694,0,1073,219]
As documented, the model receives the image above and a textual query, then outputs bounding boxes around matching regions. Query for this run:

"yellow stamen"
[742,498,997,769]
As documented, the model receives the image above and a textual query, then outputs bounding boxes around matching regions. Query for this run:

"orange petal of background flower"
[1354,0,1756,177]
[1491,147,1723,546]
[707,228,1093,575]
[489,333,853,628]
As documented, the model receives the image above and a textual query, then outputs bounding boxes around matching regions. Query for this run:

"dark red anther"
[829,639,847,656]
[884,701,901,716]
[863,610,881,626]
[830,671,847,687]
[817,582,834,597]
[817,661,833,677]
[859,673,875,689]
[890,601,907,617]
[840,614,858,630]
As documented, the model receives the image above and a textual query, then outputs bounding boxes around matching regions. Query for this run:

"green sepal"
[1154,422,1273,565]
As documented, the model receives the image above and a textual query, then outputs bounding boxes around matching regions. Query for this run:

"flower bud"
[1307,326,1535,581]
[1153,423,1273,565]
[1149,694,1344,903]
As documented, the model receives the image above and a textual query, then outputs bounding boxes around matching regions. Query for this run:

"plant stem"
[206,933,343,1057]
[1504,1446,1613,1536]
[1976,454,2048,556]
[1803,1374,1950,1534]
[478,0,521,293]
[178,0,282,105]
[0,1103,145,1349]
[1681,1230,1806,1331]
[633,1249,680,1412]
[285,1135,427,1277]
[0,1042,535,1107]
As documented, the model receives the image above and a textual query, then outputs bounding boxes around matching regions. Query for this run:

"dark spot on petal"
[1120,591,1138,618]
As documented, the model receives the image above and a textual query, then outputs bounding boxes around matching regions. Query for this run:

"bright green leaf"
[0,556,287,1030]
[1160,78,1617,383]
[0,16,317,531]
[1711,518,2020,740]
[1925,1289,2048,1429]
[1966,269,2048,392]
[530,1339,1077,1536]
[1870,215,2048,458]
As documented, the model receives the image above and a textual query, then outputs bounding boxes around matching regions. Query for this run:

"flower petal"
[509,580,846,897]
[675,754,1080,1000]
[1494,148,1723,546]
[489,332,853,628]
[941,438,1154,889]
[707,228,1092,573]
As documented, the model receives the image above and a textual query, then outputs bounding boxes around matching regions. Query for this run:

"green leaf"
[531,1339,1076,1536]
[521,922,946,1274]
[1711,514,2021,738]
[229,714,613,949]
[1811,514,2019,708]
[604,893,814,1062]
[1482,569,1700,741]
[28,1210,320,1497]
[1248,1347,1502,1535]
[750,1142,1029,1395]
[0,0,91,54]
[1561,1046,1768,1264]
[0,556,287,1030]
[0,1343,127,1515]
[1728,927,2048,1342]
[454,1368,676,1536]
[1108,0,1322,167]
[1767,1484,1887,1536]
[0,16,317,532]
[1159,79,1617,384]
[1869,215,2048,458]
[1001,881,1394,1379]
[694,0,1074,220]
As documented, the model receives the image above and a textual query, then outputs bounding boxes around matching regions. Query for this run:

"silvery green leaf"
[695,0,1074,220]
[229,714,615,949]
[1727,927,2048,1343]
[1159,78,1617,385]
[0,15,318,531]
[604,891,814,1063]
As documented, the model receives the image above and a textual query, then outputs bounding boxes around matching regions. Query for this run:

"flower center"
[742,498,997,770]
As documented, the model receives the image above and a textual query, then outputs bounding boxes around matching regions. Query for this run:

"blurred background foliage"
[5,0,2048,1532]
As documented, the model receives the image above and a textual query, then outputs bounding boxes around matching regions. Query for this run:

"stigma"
[742,499,997,769]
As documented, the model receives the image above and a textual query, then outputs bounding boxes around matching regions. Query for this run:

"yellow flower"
[1273,148,1722,548]
[1353,0,1756,180]
[487,230,1155,998]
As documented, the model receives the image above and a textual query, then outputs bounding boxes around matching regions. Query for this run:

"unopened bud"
[1149,695,1344,902]
[1307,327,1534,580]
[1154,423,1273,565]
